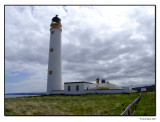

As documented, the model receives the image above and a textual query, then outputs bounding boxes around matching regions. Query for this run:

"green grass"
[5,92,155,115]
[135,92,155,115]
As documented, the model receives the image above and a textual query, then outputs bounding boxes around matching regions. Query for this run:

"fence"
[121,92,142,115]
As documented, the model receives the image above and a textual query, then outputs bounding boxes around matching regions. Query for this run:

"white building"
[47,15,62,94]
[64,81,92,95]
[50,81,132,95]
[89,82,118,90]
[141,88,147,92]
[122,87,132,93]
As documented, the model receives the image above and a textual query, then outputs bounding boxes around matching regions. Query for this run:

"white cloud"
[5,6,155,93]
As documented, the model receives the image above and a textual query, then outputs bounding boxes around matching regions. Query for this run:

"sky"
[5,6,155,93]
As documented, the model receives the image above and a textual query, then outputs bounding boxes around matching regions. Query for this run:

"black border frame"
[4,4,156,117]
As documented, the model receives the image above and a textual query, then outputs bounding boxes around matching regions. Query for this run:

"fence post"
[121,92,142,115]
[131,105,134,113]
[128,109,130,115]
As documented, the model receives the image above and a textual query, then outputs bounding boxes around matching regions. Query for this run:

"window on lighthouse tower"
[49,70,53,75]
[51,31,54,35]
[50,48,54,52]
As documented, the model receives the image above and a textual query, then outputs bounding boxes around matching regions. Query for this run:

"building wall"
[88,83,118,89]
[84,89,123,94]
[51,90,64,94]
[84,83,91,90]
[47,27,62,94]
[64,83,85,94]
[50,83,132,95]
[50,88,131,95]
[122,87,132,93]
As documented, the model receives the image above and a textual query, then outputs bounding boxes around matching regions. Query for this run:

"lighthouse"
[47,15,62,94]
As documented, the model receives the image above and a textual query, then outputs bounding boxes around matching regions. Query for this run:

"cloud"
[5,6,155,93]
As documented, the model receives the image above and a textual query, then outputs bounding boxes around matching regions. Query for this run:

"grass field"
[135,92,155,115]
[5,92,155,115]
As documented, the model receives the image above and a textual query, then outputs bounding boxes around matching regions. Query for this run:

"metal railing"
[121,92,142,115]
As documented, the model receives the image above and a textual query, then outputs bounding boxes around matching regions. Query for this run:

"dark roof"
[64,81,93,84]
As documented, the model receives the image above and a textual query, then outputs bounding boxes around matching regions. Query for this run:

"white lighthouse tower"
[47,15,62,94]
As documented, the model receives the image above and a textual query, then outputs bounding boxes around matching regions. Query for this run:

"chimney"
[101,79,105,83]
[96,78,99,83]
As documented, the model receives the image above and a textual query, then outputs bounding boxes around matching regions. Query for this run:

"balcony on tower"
[50,15,62,31]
